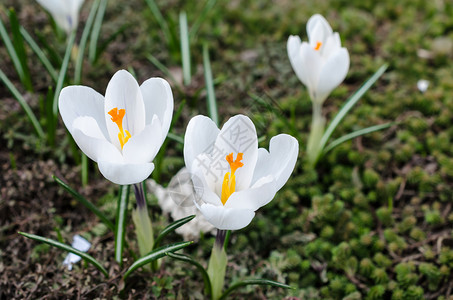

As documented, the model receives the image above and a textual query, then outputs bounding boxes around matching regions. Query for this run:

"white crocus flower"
[184,115,299,230]
[287,14,350,104]
[36,0,85,34]
[59,70,173,185]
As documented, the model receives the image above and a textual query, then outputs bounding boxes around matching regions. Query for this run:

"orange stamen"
[221,153,244,205]
[108,107,131,149]
[314,41,322,51]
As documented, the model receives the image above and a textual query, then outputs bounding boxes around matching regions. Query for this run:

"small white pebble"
[62,235,91,270]
[417,79,429,93]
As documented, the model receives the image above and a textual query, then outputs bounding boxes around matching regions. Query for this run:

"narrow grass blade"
[74,0,100,84]
[89,0,108,63]
[45,86,57,145]
[249,93,298,138]
[167,132,184,144]
[146,54,180,90]
[81,153,88,186]
[219,279,292,300]
[115,185,130,266]
[0,69,44,139]
[123,241,193,280]
[167,252,212,295]
[53,175,115,231]
[318,64,388,161]
[144,0,173,47]
[53,31,76,117]
[203,44,219,126]
[189,0,217,39]
[322,122,394,155]
[96,23,129,60]
[35,31,62,66]
[19,232,108,277]
[179,11,191,86]
[153,215,195,249]
[20,27,58,82]
[8,8,32,91]
[0,13,26,89]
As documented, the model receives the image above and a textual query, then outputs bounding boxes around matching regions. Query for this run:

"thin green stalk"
[317,64,388,163]
[203,44,219,126]
[53,31,76,117]
[189,0,217,39]
[81,153,88,186]
[115,185,130,266]
[20,26,58,82]
[179,11,191,86]
[74,0,101,84]
[89,0,108,63]
[0,69,44,139]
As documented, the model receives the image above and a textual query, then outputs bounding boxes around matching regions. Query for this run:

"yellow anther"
[221,153,244,205]
[314,41,322,51]
[108,107,131,149]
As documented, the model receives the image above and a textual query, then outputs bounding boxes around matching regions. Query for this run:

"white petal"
[104,70,146,149]
[140,77,174,138]
[287,36,310,87]
[307,14,333,43]
[316,48,350,103]
[122,115,163,164]
[224,176,277,211]
[59,86,109,140]
[72,116,123,162]
[97,161,155,185]
[211,115,258,195]
[198,203,255,230]
[300,43,322,100]
[184,115,220,173]
[192,168,223,207]
[322,32,342,58]
[252,134,299,191]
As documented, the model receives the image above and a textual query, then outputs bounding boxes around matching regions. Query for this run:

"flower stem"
[307,101,325,166]
[208,229,228,300]
[132,183,154,258]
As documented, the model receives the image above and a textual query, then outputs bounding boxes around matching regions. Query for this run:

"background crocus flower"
[59,70,173,185]
[287,14,350,104]
[184,114,298,230]
[36,0,85,34]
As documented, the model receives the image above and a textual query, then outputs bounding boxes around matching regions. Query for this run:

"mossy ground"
[1,0,453,299]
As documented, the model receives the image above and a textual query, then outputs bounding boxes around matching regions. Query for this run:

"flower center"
[108,107,131,149]
[221,153,244,205]
[314,41,322,51]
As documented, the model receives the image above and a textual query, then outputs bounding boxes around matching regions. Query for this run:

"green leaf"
[153,215,195,249]
[20,26,58,82]
[53,30,76,117]
[19,232,108,277]
[8,8,32,91]
[53,175,115,231]
[317,64,388,164]
[89,0,108,63]
[146,54,181,92]
[203,44,219,126]
[219,279,292,300]
[144,0,174,49]
[115,185,130,266]
[0,12,27,90]
[189,0,218,40]
[123,241,193,280]
[166,252,212,296]
[167,132,184,144]
[322,122,394,155]
[179,11,191,86]
[74,0,100,84]
[0,69,44,139]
